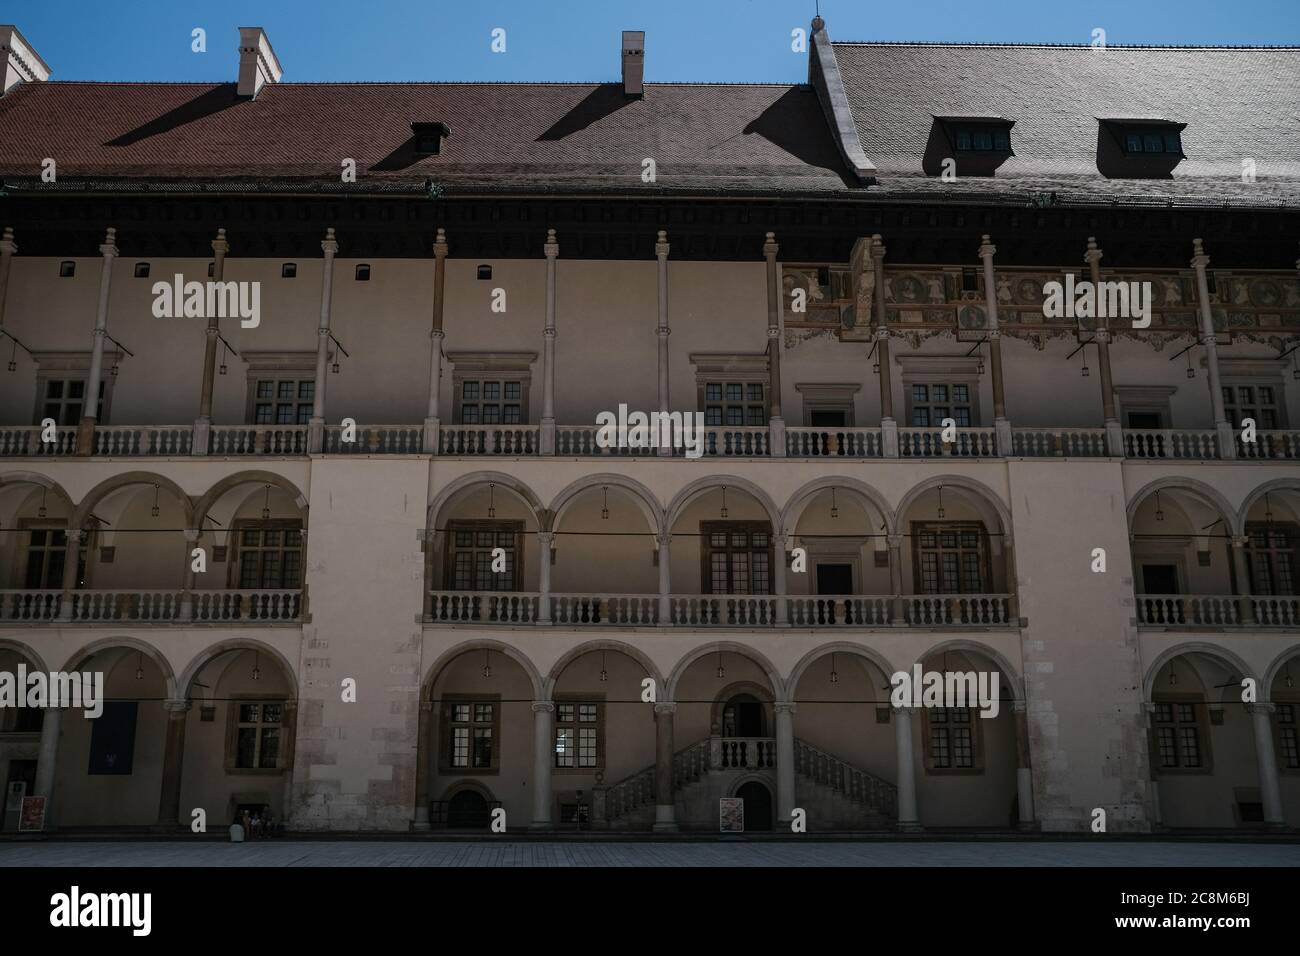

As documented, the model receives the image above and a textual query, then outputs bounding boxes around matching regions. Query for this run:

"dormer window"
[939,117,1014,154]
[412,122,451,156]
[1116,125,1185,157]
[1097,119,1187,178]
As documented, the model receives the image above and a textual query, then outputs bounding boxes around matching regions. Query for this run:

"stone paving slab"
[1,840,1298,867]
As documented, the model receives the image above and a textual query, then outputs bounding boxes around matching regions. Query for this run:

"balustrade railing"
[1252,596,1300,627]
[324,425,423,454]
[901,594,1014,626]
[793,737,897,816]
[0,589,303,623]
[0,590,62,621]
[898,427,997,457]
[1010,427,1109,457]
[427,590,541,623]
[208,425,308,455]
[695,427,770,457]
[191,589,302,622]
[1135,594,1242,627]
[785,427,883,458]
[549,594,660,625]
[1237,430,1300,460]
[94,426,193,456]
[67,590,185,622]
[0,426,77,456]
[714,736,776,770]
[668,595,778,626]
[1122,428,1218,460]
[785,595,891,626]
[439,425,540,456]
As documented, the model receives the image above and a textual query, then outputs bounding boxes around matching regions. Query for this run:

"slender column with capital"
[413,700,434,830]
[155,700,190,827]
[193,228,229,455]
[893,706,921,830]
[1247,703,1286,827]
[424,228,449,453]
[653,702,678,831]
[1142,703,1164,829]
[77,227,119,455]
[0,227,17,331]
[57,529,84,621]
[308,227,338,453]
[1084,237,1123,456]
[763,232,786,456]
[775,701,796,824]
[655,230,672,457]
[1231,536,1257,624]
[887,533,905,624]
[279,698,298,826]
[978,235,1012,455]
[1012,701,1037,830]
[530,701,555,829]
[180,529,199,620]
[773,532,788,624]
[540,229,559,454]
[33,706,61,830]
[537,531,553,623]
[871,236,897,456]
[657,532,672,623]
[1191,238,1235,459]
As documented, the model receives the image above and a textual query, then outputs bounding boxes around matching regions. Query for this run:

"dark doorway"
[447,789,490,828]
[723,694,765,737]
[735,782,773,831]
[810,409,847,427]
[1126,411,1163,429]
[816,563,854,595]
[1141,564,1180,594]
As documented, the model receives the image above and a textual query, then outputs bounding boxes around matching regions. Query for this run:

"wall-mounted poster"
[719,796,744,832]
[18,795,46,832]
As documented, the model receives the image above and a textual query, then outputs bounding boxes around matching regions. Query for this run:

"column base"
[652,805,678,832]
[422,417,440,454]
[1215,421,1237,459]
[539,418,556,455]
[1104,420,1125,457]
[191,419,210,456]
[528,821,554,832]
[880,417,899,458]
[994,416,1013,457]
[307,418,325,454]
[1016,820,1041,833]
[895,821,924,833]
[768,417,786,457]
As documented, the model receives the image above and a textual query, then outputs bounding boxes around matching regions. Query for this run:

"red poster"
[18,796,46,832]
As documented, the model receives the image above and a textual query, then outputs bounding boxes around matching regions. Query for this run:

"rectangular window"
[443,698,498,771]
[233,521,303,589]
[703,382,766,427]
[252,378,314,426]
[1278,704,1298,770]
[701,521,773,595]
[555,699,603,770]
[39,377,105,427]
[1223,384,1283,431]
[910,383,973,428]
[1153,699,1205,769]
[458,379,524,426]
[1246,523,1297,596]
[233,701,283,770]
[926,707,978,770]
[912,522,989,594]
[949,124,1011,152]
[445,521,522,591]
[88,701,137,775]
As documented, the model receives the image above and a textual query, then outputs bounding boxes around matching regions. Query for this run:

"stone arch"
[0,637,49,673]
[1141,641,1257,702]
[1126,477,1236,537]
[781,476,896,537]
[193,471,310,531]
[1262,644,1300,699]
[421,638,545,701]
[710,680,775,735]
[913,637,1026,703]
[664,475,782,533]
[665,641,784,702]
[177,639,300,701]
[61,635,178,699]
[787,641,898,699]
[70,471,194,529]
[543,639,664,698]
[548,474,664,539]
[0,471,76,511]
[426,471,547,532]
[1238,477,1300,537]
[894,474,1012,537]
[437,778,497,803]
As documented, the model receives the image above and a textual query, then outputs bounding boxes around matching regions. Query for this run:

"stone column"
[1084,237,1123,456]
[155,699,190,827]
[872,236,897,456]
[1142,702,1163,829]
[308,227,338,454]
[193,228,229,455]
[57,529,84,622]
[887,533,905,624]
[892,705,921,830]
[655,230,672,457]
[978,235,1012,455]
[413,700,434,830]
[530,701,555,829]
[1012,701,1037,829]
[1247,703,1286,827]
[77,227,119,455]
[540,229,559,454]
[653,702,678,831]
[424,228,449,453]
[775,701,796,825]
[773,532,788,624]
[180,529,199,621]
[279,698,298,826]
[763,232,786,456]
[1231,535,1257,624]
[537,531,553,623]
[33,706,61,829]
[0,227,17,331]
[1191,238,1235,459]
[657,532,672,623]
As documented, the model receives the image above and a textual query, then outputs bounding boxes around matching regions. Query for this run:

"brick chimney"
[621,31,644,97]
[0,25,51,96]
[237,27,283,99]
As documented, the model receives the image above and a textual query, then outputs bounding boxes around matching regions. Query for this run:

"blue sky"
[10,0,1300,83]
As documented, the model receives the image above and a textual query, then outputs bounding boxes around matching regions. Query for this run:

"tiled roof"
[832,43,1300,207]
[0,80,855,195]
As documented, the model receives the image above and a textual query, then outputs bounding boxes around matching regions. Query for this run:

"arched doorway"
[735,781,773,831]
[723,694,766,737]
[447,789,491,829]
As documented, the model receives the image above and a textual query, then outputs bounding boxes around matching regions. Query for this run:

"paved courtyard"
[1,840,1296,867]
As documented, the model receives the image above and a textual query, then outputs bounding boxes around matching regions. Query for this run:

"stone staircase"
[593,735,896,831]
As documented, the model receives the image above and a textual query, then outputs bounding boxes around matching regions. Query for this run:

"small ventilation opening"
[59,261,75,278]
[355,264,371,281]
[477,265,492,281]
[412,122,451,156]
[282,263,297,278]
[134,262,150,278]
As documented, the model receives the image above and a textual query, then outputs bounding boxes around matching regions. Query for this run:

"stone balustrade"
[0,589,304,624]
[1122,428,1219,460]
[785,426,884,457]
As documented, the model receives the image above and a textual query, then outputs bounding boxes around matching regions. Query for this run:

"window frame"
[445,352,536,426]
[1244,521,1298,597]
[1222,381,1287,431]
[921,706,985,774]
[228,518,304,590]
[910,521,991,595]
[240,351,318,426]
[1151,694,1214,775]
[896,355,983,429]
[699,520,774,595]
[690,353,771,427]
[1275,702,1300,773]
[30,352,117,427]
[17,520,92,590]
[553,694,606,774]
[443,519,524,592]
[224,695,288,775]
[439,693,501,775]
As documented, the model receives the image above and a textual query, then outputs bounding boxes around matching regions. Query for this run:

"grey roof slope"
[833,43,1300,207]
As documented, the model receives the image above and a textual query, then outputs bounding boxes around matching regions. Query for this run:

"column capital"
[433,226,449,258]
[162,699,192,715]
[1084,235,1102,267]
[1012,699,1028,714]
[1095,328,1111,344]
[544,227,559,259]
[870,233,886,260]
[655,229,669,259]
[532,701,555,714]
[1232,534,1251,549]
[977,234,996,260]
[1190,237,1210,271]
[655,531,672,549]
[887,533,904,548]
[1246,702,1277,716]
[99,226,119,258]
[762,231,779,258]
[0,226,16,256]
[211,227,229,257]
[653,702,678,716]
[183,528,201,543]
[321,226,339,256]
[65,528,85,545]
[891,704,920,716]
[420,700,434,713]
[774,701,797,715]
[537,530,554,545]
